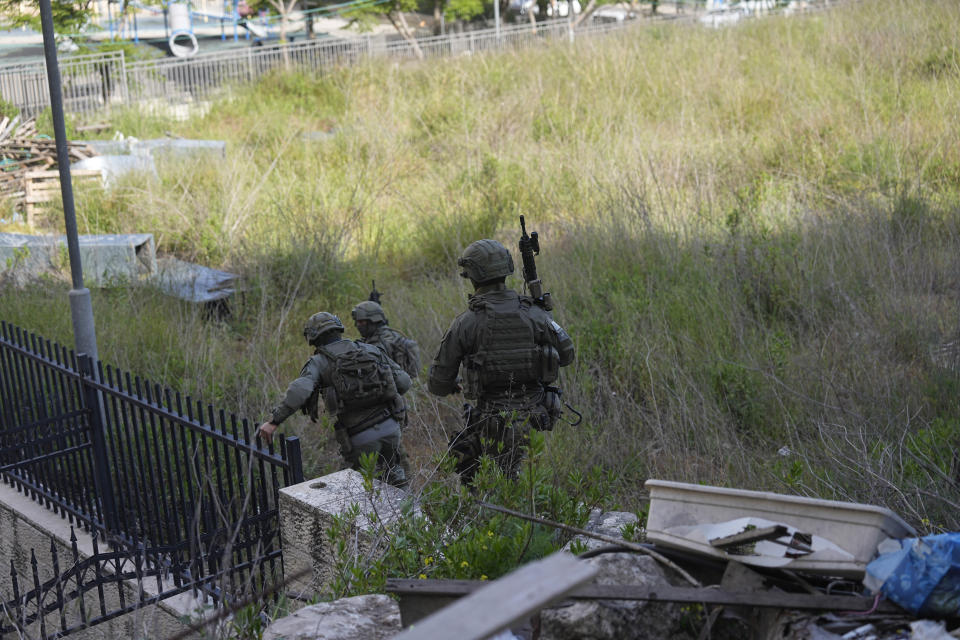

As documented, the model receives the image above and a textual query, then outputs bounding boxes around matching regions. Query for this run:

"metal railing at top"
[0,51,127,119]
[0,2,803,118]
[0,320,303,614]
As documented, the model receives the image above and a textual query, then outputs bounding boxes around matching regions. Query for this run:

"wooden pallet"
[23,169,102,225]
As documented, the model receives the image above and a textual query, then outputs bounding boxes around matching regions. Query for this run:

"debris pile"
[265,473,960,640]
[0,116,98,220]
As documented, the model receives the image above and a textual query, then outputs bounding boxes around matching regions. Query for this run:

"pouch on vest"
[539,345,560,384]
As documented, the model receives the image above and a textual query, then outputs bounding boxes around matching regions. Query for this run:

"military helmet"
[457,239,515,282]
[351,300,387,324]
[303,312,344,343]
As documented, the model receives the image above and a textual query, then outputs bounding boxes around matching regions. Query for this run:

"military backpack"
[318,343,397,412]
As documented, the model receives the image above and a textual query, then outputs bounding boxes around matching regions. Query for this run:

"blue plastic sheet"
[865,533,960,617]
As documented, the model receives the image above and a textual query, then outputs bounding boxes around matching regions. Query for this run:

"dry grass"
[4,0,960,530]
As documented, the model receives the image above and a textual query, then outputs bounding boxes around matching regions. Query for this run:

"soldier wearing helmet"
[259,311,413,489]
[428,239,575,484]
[352,301,421,379]
[352,299,421,483]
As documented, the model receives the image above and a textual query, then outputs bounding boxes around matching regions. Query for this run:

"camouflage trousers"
[448,408,548,485]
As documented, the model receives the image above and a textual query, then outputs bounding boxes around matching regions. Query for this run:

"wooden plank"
[390,553,598,640]
[709,525,789,549]
[387,579,903,614]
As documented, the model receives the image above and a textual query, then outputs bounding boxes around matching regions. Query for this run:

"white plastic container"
[645,480,916,577]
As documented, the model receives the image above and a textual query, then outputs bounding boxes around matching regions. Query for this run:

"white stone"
[263,594,401,640]
[539,553,687,640]
[562,509,639,552]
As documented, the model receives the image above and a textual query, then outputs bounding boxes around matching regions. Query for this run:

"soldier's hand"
[258,421,278,444]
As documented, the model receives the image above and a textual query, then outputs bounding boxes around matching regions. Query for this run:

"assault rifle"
[518,215,553,311]
[519,216,583,426]
[369,280,382,304]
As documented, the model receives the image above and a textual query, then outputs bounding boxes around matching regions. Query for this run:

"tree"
[264,0,301,45]
[0,0,96,37]
[339,0,425,59]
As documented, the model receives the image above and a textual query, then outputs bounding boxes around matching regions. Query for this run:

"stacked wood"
[24,169,102,225]
[0,117,99,225]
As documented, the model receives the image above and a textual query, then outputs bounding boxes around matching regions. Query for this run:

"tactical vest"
[317,342,397,414]
[463,294,543,399]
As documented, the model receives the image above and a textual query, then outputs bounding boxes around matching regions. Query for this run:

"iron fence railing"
[0,3,812,117]
[0,51,127,119]
[0,321,304,637]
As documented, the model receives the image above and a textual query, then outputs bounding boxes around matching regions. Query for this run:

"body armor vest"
[463,294,542,399]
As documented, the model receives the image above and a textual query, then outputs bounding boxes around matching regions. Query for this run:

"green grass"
[3,0,960,532]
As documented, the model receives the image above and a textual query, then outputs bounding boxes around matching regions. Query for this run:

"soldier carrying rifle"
[427,218,576,484]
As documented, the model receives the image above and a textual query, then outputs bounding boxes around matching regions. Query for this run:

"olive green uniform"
[357,319,421,482]
[364,325,421,379]
[271,338,412,487]
[428,282,575,482]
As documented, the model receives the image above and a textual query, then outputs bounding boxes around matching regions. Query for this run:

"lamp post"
[38,0,100,365]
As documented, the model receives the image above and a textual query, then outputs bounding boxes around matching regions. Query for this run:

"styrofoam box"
[645,480,917,577]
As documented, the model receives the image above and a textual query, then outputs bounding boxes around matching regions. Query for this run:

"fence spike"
[30,548,46,638]
[10,558,20,601]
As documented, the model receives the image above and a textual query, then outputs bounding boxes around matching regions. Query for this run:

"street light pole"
[38,0,100,365]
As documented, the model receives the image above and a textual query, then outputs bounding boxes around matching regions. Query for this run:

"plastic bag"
[864,533,960,617]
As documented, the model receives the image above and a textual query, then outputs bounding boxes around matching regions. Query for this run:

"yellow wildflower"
[460,561,469,568]
[419,574,427,580]
[480,575,488,581]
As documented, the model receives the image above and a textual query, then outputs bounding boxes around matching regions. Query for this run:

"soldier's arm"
[427,319,467,396]
[259,357,323,442]
[551,320,575,366]
[532,307,574,367]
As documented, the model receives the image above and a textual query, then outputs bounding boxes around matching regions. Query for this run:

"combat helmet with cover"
[458,239,514,283]
[303,312,344,344]
[352,301,387,325]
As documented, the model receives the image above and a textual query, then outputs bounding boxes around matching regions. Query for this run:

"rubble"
[262,477,960,640]
[262,594,401,640]
[539,553,697,640]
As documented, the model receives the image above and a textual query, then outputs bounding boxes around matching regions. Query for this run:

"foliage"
[326,431,608,598]
[0,0,95,35]
[6,0,960,536]
[34,107,78,139]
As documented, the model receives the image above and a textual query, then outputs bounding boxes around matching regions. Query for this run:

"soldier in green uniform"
[427,239,575,484]
[352,300,421,483]
[351,301,421,379]
[259,311,412,489]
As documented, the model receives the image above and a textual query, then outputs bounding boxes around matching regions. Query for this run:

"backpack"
[393,333,421,378]
[318,343,397,413]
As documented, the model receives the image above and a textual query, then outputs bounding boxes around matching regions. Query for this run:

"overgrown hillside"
[4,0,960,532]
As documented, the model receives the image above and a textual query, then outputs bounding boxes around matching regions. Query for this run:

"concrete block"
[279,470,412,600]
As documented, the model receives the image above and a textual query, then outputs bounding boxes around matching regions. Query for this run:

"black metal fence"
[0,321,303,637]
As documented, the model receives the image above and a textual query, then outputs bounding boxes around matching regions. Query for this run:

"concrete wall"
[0,481,203,640]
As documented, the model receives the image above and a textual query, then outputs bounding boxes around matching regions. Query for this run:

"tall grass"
[3,0,960,530]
